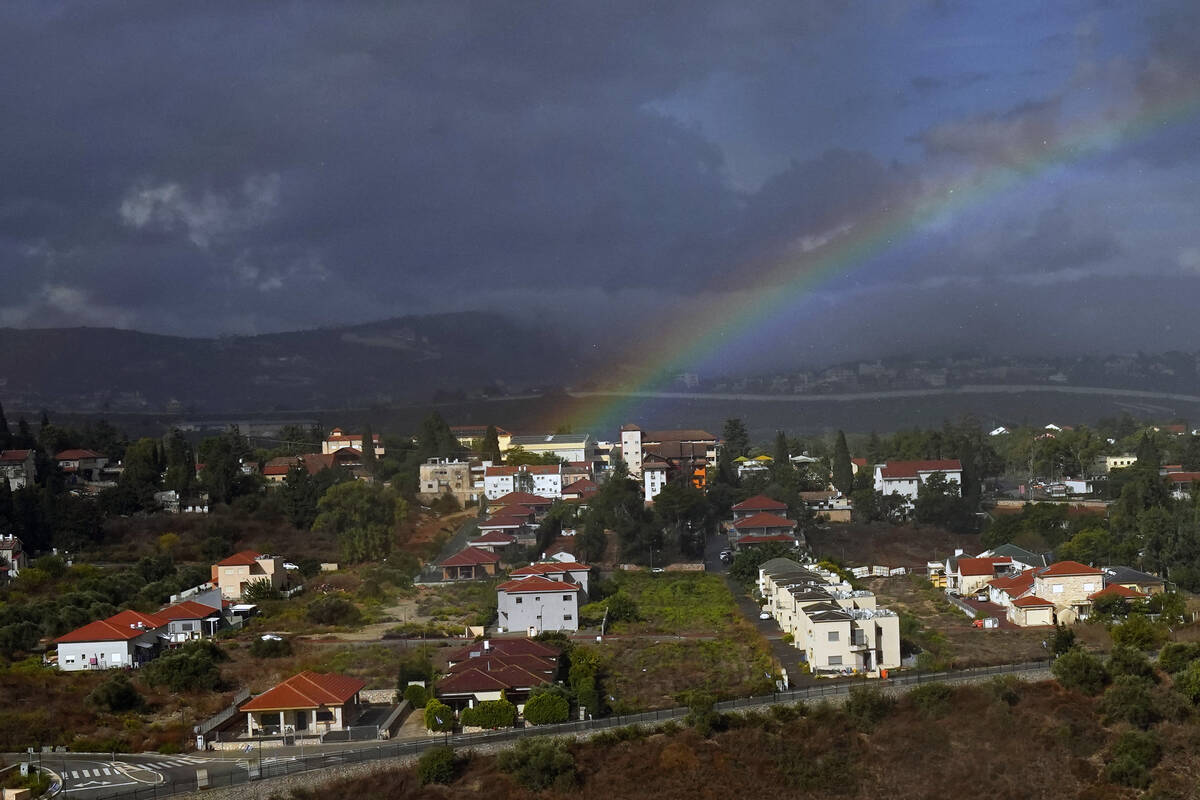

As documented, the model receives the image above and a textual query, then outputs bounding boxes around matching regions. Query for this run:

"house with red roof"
[1007,595,1056,626]
[468,529,518,552]
[508,560,591,595]
[441,547,501,581]
[730,494,789,521]
[159,599,224,643]
[436,639,562,710]
[211,550,286,600]
[240,671,365,736]
[947,556,1013,596]
[55,448,109,482]
[1032,561,1103,623]
[497,574,583,634]
[54,609,170,671]
[0,534,25,580]
[322,428,383,457]
[872,459,962,503]
[730,512,799,551]
[487,492,554,516]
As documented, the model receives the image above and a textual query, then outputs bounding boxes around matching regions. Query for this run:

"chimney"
[954,548,964,557]
[483,640,490,651]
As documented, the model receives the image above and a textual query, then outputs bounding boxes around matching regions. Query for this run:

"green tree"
[424,698,455,732]
[313,481,408,562]
[161,429,195,497]
[831,430,853,495]
[481,425,503,463]
[722,418,749,461]
[1110,615,1169,651]
[360,423,377,474]
[417,746,457,785]
[1049,623,1076,656]
[197,427,253,505]
[913,472,974,532]
[497,738,577,791]
[120,438,163,495]
[523,690,570,725]
[1051,647,1109,695]
[87,674,145,713]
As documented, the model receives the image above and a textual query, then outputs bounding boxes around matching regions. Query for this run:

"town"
[2,404,1200,798]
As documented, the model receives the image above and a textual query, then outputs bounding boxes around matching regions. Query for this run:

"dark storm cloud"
[0,0,1198,369]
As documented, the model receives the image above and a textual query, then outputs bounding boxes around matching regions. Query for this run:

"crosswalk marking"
[102,768,112,775]
[81,769,91,777]
[70,771,79,779]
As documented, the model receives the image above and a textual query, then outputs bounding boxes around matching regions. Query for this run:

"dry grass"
[808,522,982,568]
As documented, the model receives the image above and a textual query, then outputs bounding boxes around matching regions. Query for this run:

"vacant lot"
[809,523,982,568]
[605,572,745,636]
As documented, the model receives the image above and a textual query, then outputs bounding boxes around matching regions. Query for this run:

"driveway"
[725,577,815,688]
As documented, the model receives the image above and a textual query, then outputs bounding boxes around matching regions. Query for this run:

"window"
[828,656,842,666]
[827,631,839,642]
[515,597,523,604]
[535,596,541,601]
[64,656,75,664]
[181,622,194,631]
[562,594,572,601]
[564,614,573,620]
[1083,583,1095,592]
[1052,584,1064,593]
[316,710,334,722]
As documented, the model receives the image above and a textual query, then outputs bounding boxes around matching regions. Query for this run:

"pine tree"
[0,402,9,449]
[832,430,853,495]
[482,425,502,463]
[722,418,749,460]
[361,423,377,473]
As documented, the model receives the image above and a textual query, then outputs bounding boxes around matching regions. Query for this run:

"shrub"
[1108,645,1157,682]
[606,592,640,623]
[1173,660,1200,704]
[249,636,292,658]
[1157,642,1200,674]
[524,691,570,725]
[1051,647,1109,696]
[497,738,577,791]
[844,686,894,730]
[1049,623,1076,657]
[1105,730,1162,788]
[680,690,719,736]
[87,674,145,713]
[403,684,428,709]
[242,578,281,602]
[417,746,457,785]
[142,643,224,692]
[424,699,454,732]
[306,596,363,627]
[460,698,516,729]
[1110,615,1169,652]
[986,675,1022,706]
[1100,676,1160,728]
[907,682,954,719]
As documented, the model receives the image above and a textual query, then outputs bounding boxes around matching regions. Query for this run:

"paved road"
[37,753,238,799]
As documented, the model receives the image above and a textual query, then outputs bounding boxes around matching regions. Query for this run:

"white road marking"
[70,771,79,779]
[102,767,112,775]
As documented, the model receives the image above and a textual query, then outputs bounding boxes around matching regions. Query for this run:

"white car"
[758,611,772,620]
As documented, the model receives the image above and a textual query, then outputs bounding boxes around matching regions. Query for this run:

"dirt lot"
[808,523,982,568]
[867,575,1112,668]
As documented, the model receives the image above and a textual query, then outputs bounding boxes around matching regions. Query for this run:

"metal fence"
[197,690,251,737]
[77,659,1052,800]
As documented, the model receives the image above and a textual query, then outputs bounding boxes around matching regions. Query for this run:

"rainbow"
[565,84,1200,436]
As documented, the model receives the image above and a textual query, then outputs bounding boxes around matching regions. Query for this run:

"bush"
[242,578,281,602]
[606,592,639,623]
[306,596,363,627]
[416,746,457,785]
[403,684,428,709]
[87,674,145,713]
[497,737,577,791]
[1105,730,1162,788]
[1172,660,1200,704]
[986,675,1022,706]
[460,698,516,729]
[1051,647,1109,696]
[1100,676,1160,728]
[680,690,719,736]
[1110,615,1169,651]
[907,682,954,719]
[1108,645,1157,682]
[142,642,225,692]
[524,691,570,725]
[844,686,894,730]
[1157,642,1200,674]
[249,636,292,658]
[424,699,454,732]
[1048,623,1076,657]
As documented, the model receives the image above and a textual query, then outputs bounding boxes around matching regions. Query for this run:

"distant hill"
[0,313,586,414]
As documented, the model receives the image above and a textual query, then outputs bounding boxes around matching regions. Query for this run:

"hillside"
[0,313,586,414]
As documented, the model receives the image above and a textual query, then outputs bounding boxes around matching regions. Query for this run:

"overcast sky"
[2,1,1198,371]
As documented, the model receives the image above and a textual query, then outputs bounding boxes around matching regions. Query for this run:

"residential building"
[55,449,109,482]
[946,556,1013,596]
[158,600,223,644]
[618,425,719,478]
[1166,472,1200,500]
[561,478,598,503]
[0,534,26,579]
[322,428,384,457]
[468,530,517,552]
[0,449,36,490]
[484,464,564,500]
[758,558,900,675]
[437,639,561,711]
[734,454,774,478]
[1032,561,1103,624]
[643,462,668,502]
[505,434,593,464]
[211,551,286,600]
[418,458,481,504]
[240,671,365,737]
[731,495,788,521]
[979,543,1051,570]
[508,560,590,595]
[1007,595,1056,626]
[873,459,962,502]
[262,449,363,484]
[440,547,501,581]
[487,492,554,517]
[1102,566,1167,595]
[730,513,799,551]
[451,425,512,452]
[1096,454,1138,473]
[497,575,581,634]
[54,609,169,671]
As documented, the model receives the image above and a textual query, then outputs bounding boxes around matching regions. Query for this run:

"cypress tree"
[832,430,853,494]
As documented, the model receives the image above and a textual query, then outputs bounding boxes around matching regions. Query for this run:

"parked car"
[758,611,772,620]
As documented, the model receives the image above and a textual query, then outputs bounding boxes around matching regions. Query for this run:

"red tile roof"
[498,575,580,593]
[1088,584,1145,601]
[216,550,263,567]
[443,638,560,664]
[486,464,561,476]
[446,653,556,675]
[879,459,962,479]
[732,512,796,531]
[470,530,517,544]
[1011,595,1056,607]
[731,494,788,512]
[851,458,867,467]
[55,449,104,460]
[0,449,33,464]
[441,547,501,567]
[509,562,589,576]
[490,505,535,519]
[957,557,1012,577]
[988,569,1035,595]
[737,534,797,545]
[436,665,546,695]
[643,429,717,443]
[1039,560,1102,577]
[240,671,365,711]
[158,600,221,621]
[479,515,529,530]
[55,609,168,643]
[1167,472,1200,484]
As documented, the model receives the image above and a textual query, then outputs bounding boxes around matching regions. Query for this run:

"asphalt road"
[33,752,240,798]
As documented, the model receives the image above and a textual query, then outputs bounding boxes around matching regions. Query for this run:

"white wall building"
[873,459,962,503]
[483,464,563,499]
[496,575,581,634]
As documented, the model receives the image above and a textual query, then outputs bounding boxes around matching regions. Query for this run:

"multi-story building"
[484,464,564,499]
[759,558,900,676]
[0,449,36,490]
[505,434,593,464]
[618,425,719,479]
[873,459,962,503]
[211,551,286,600]
[322,428,384,457]
[0,534,26,580]
[496,575,583,634]
[418,458,481,504]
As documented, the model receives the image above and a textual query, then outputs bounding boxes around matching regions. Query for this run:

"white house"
[505,434,593,464]
[0,449,36,490]
[872,459,962,503]
[0,534,26,580]
[54,609,169,671]
[643,462,668,501]
[484,464,564,499]
[322,428,384,457]
[496,575,582,634]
